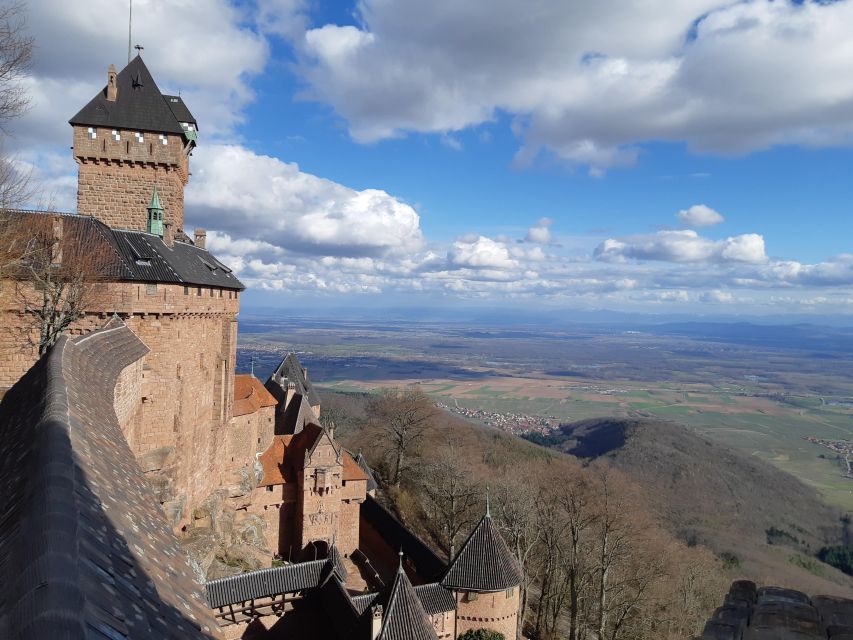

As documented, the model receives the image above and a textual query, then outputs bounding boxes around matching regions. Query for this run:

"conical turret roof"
[378,558,438,640]
[440,511,523,592]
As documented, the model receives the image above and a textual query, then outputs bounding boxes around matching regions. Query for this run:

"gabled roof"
[342,451,369,482]
[354,452,379,492]
[5,211,244,290]
[0,318,221,639]
[440,511,523,592]
[205,559,327,609]
[233,374,277,417]
[280,392,317,434]
[361,496,446,583]
[258,435,294,486]
[70,55,186,136]
[378,561,438,640]
[267,352,321,408]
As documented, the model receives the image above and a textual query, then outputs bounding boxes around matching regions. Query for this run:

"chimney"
[302,367,308,381]
[106,64,118,101]
[370,605,383,640]
[163,221,175,247]
[285,381,296,409]
[51,217,64,266]
[194,228,206,250]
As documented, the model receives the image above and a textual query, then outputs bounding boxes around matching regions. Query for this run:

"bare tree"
[368,386,437,486]
[492,464,541,639]
[0,2,31,127]
[0,2,33,209]
[10,214,112,354]
[418,435,481,560]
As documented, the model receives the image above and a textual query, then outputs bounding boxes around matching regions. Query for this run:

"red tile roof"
[233,374,278,417]
[342,451,369,482]
[258,435,294,486]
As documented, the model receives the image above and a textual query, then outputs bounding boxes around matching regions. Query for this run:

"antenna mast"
[127,0,132,63]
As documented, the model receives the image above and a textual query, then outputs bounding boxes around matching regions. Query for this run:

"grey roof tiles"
[8,211,244,290]
[440,512,523,593]
[377,564,438,640]
[204,559,327,609]
[0,318,221,639]
[413,583,456,615]
[70,56,187,136]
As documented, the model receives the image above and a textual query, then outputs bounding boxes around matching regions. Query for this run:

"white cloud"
[15,0,267,148]
[676,204,724,227]
[292,0,853,172]
[187,145,423,257]
[594,229,767,264]
[524,217,553,244]
[447,236,518,270]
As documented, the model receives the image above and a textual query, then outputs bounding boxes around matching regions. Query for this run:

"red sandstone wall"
[114,358,144,445]
[73,126,189,232]
[297,439,344,555]
[454,588,520,640]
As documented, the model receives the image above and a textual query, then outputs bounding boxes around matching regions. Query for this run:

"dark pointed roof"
[378,562,438,640]
[70,55,186,135]
[266,353,321,408]
[440,512,523,592]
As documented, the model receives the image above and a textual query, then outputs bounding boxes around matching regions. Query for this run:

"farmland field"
[237,313,853,512]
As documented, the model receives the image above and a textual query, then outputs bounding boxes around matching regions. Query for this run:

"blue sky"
[10,0,853,317]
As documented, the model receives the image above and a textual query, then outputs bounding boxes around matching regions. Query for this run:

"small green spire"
[147,184,164,236]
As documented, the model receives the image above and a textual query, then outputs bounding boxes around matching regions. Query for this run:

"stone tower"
[441,506,524,639]
[69,55,198,235]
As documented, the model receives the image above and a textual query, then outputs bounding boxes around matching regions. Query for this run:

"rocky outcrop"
[701,581,853,639]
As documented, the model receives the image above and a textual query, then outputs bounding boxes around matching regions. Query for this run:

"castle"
[0,56,523,639]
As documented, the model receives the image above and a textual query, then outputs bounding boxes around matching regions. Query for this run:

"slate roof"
[361,496,447,583]
[205,547,347,610]
[163,94,197,127]
[440,511,523,592]
[377,562,438,640]
[268,353,321,408]
[6,210,244,290]
[70,55,188,137]
[232,374,277,417]
[413,584,456,615]
[205,559,327,609]
[354,452,379,492]
[0,318,221,639]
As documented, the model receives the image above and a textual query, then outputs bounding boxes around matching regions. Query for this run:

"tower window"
[183,285,189,295]
[135,132,144,143]
[146,284,157,295]
[197,287,202,296]
[87,127,96,139]
[159,134,168,146]
[111,130,120,141]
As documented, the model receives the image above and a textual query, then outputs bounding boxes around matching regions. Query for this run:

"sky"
[7,0,853,318]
